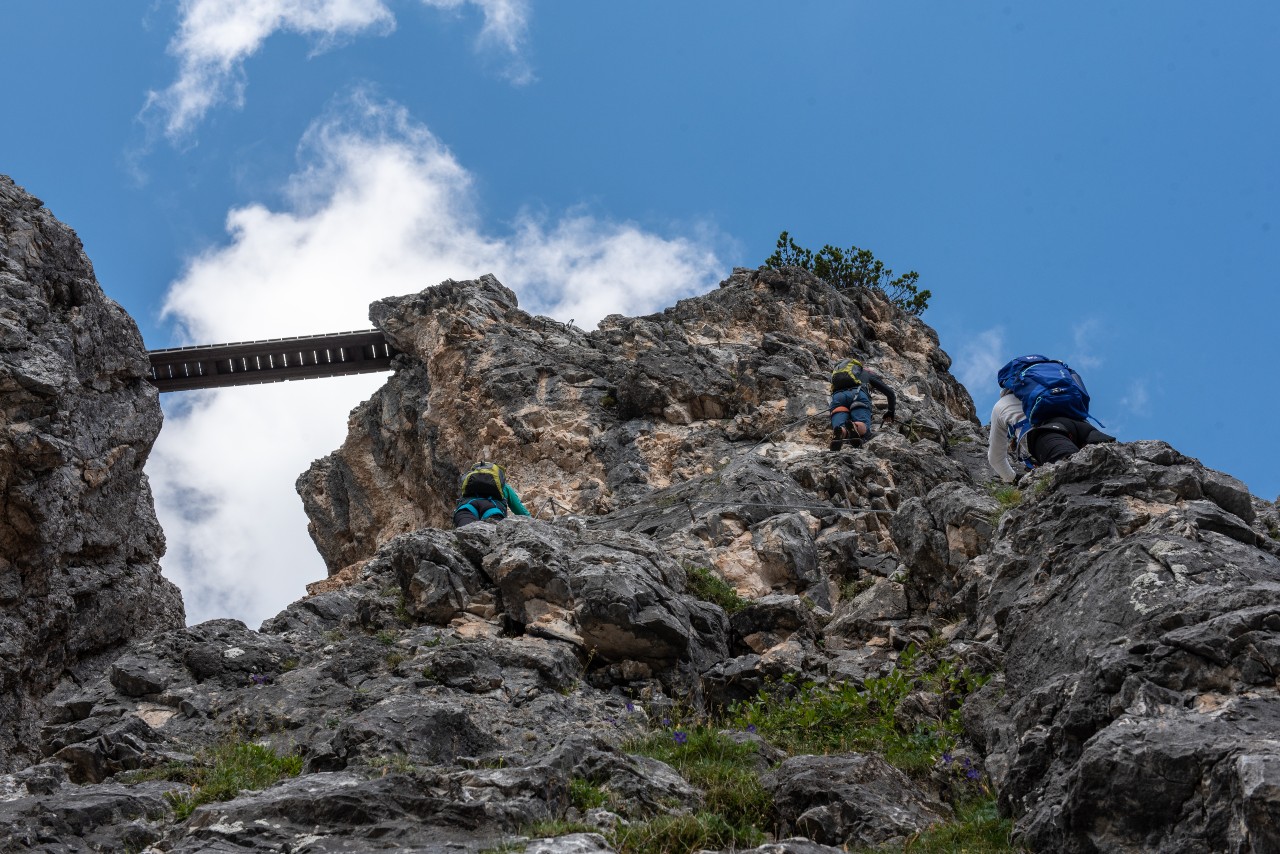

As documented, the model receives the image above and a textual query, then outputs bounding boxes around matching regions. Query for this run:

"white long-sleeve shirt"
[987,392,1030,483]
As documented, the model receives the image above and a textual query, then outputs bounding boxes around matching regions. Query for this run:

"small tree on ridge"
[765,231,931,316]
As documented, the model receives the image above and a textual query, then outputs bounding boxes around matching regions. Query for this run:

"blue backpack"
[997,355,1097,426]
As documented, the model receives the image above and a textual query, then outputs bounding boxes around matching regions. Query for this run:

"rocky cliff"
[2,177,1279,853]
[0,176,185,772]
[297,269,975,591]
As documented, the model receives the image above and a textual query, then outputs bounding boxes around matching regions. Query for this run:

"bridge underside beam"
[147,330,398,393]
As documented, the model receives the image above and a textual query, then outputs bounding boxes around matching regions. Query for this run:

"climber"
[988,355,1115,482]
[829,357,896,451]
[452,461,531,527]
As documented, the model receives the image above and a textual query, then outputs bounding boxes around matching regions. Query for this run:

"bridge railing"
[147,330,399,392]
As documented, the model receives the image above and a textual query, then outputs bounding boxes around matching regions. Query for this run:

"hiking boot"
[830,426,847,452]
[846,436,862,449]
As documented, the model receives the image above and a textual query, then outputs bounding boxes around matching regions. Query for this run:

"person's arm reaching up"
[987,396,1020,483]
[868,375,897,422]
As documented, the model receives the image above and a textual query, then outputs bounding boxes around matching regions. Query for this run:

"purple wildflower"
[941,752,953,765]
[966,768,981,781]
[625,702,635,713]
[746,724,757,734]
[662,717,671,727]
[673,731,688,745]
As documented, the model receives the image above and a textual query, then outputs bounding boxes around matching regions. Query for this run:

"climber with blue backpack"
[829,357,896,451]
[452,461,531,527]
[987,355,1115,483]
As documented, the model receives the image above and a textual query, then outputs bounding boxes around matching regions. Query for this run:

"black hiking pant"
[1028,417,1116,465]
[453,498,507,528]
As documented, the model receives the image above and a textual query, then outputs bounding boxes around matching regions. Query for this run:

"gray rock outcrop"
[767,753,952,848]
[0,176,184,771]
[964,441,1280,853]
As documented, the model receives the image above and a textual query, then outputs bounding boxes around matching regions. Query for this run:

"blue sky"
[3,2,1277,625]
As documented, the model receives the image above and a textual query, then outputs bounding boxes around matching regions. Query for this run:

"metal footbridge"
[147,330,399,393]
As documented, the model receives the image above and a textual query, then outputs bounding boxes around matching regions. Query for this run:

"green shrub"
[684,565,748,615]
[766,231,931,316]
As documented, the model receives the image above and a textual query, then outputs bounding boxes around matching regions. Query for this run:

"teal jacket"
[503,483,530,516]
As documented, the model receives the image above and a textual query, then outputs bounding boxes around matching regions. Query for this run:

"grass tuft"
[623,728,770,841]
[613,812,760,854]
[839,576,877,602]
[986,483,1023,525]
[569,777,609,811]
[684,565,748,615]
[857,795,1020,852]
[135,740,303,820]
[726,646,989,776]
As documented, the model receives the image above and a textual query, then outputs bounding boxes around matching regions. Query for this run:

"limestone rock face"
[361,519,730,679]
[964,441,1280,853]
[286,271,1280,853]
[766,753,952,848]
[298,268,979,584]
[0,176,184,770]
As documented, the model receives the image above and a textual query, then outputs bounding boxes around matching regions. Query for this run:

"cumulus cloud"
[149,376,384,625]
[1069,318,1104,370]
[145,0,532,138]
[145,0,394,138]
[420,0,534,84]
[1120,379,1151,417]
[951,326,1006,420]
[150,93,722,626]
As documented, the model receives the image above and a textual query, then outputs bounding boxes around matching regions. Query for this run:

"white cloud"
[146,0,395,138]
[951,326,1006,420]
[1068,318,1104,370]
[1120,378,1151,417]
[145,0,533,139]
[419,0,534,85]
[150,93,722,626]
[150,376,384,625]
